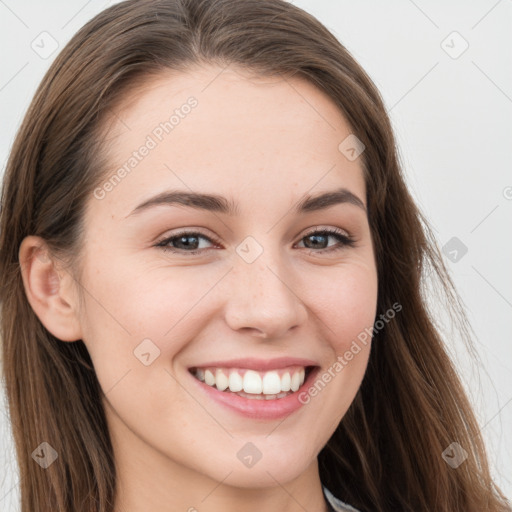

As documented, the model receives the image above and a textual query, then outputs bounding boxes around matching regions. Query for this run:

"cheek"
[296,260,377,407]
[301,261,378,353]
[77,257,229,391]
[80,254,221,342]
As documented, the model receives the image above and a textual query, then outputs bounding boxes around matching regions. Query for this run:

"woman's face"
[76,65,378,488]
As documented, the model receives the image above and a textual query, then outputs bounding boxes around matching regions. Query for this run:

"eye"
[155,231,219,255]
[295,227,356,253]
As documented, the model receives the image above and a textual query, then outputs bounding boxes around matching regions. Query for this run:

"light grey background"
[1,0,511,509]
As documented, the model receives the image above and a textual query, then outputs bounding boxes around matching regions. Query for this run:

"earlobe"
[18,235,83,342]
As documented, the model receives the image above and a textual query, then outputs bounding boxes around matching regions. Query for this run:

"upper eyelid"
[158,226,350,239]
[302,226,350,237]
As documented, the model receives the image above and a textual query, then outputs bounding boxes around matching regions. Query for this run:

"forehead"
[94,65,366,219]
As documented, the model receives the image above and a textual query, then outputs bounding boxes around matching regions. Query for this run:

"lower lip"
[189,367,320,420]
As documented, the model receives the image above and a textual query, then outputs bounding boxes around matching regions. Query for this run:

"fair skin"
[19,65,378,512]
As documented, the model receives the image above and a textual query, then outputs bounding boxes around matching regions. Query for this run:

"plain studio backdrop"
[0,0,511,509]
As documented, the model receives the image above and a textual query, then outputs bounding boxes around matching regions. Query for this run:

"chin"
[199,445,313,489]
[216,463,306,489]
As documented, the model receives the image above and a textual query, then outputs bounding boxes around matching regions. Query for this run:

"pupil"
[177,235,198,250]
[305,234,327,249]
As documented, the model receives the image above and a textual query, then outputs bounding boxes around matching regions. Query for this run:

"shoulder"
[323,485,362,512]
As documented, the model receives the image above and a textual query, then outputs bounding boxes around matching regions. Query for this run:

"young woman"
[0,1,510,511]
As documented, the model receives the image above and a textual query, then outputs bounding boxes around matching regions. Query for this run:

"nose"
[223,255,308,339]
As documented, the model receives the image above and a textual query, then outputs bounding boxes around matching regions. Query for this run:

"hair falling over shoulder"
[0,1,510,511]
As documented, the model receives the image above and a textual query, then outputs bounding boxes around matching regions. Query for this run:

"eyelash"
[155,227,356,256]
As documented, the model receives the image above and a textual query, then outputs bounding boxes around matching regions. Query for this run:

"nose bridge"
[224,239,306,338]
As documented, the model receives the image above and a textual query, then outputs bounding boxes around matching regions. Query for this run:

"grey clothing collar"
[323,485,361,512]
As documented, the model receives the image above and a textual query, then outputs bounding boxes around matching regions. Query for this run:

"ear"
[18,235,83,342]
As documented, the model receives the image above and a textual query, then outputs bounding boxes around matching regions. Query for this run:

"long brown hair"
[0,1,510,510]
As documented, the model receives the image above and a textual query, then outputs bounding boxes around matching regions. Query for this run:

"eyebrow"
[126,187,366,218]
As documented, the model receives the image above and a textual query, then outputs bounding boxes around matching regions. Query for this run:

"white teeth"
[262,371,281,394]
[193,366,309,396]
[281,372,291,392]
[204,369,215,386]
[215,369,229,391]
[228,371,243,392]
[243,370,262,394]
[290,371,301,392]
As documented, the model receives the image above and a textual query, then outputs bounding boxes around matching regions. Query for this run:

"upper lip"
[189,357,319,372]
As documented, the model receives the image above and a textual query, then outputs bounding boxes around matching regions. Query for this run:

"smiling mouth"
[188,365,317,400]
